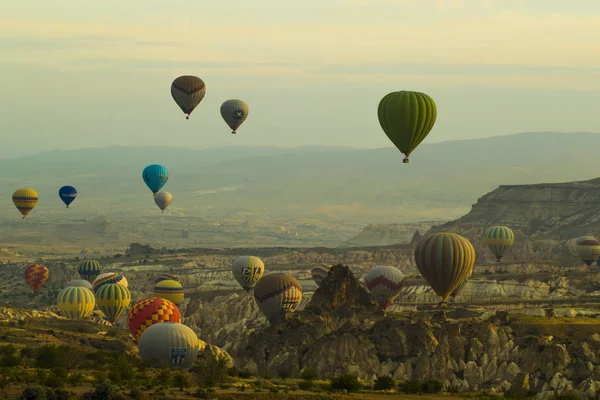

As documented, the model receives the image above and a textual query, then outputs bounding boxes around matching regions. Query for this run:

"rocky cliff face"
[339,221,442,248]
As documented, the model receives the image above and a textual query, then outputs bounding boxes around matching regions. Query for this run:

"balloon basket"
[402,157,409,164]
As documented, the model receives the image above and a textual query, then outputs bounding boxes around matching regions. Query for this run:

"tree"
[330,374,361,395]
[301,367,318,381]
[173,370,191,391]
[374,376,395,391]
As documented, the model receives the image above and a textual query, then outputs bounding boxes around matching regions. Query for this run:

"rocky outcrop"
[339,222,441,248]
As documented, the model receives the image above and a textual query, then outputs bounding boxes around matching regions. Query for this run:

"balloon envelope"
[58,186,77,208]
[12,188,38,219]
[485,226,515,262]
[24,263,49,294]
[67,279,93,290]
[138,322,202,369]
[576,236,600,266]
[310,264,331,286]
[57,286,95,319]
[78,260,101,284]
[95,283,131,323]
[254,273,302,321]
[128,297,182,341]
[364,265,404,310]
[171,76,206,119]
[414,232,475,302]
[92,272,128,293]
[143,164,169,195]
[155,274,179,284]
[153,279,184,305]
[154,191,173,212]
[232,256,265,291]
[377,91,437,163]
[220,99,249,134]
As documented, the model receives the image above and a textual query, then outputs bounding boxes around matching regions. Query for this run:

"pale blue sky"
[2,0,600,156]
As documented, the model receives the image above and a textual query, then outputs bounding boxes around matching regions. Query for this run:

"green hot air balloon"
[377,90,437,163]
[220,99,249,134]
[485,226,515,262]
[138,322,202,370]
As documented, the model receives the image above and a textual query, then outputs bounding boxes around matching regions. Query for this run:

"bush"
[399,380,422,394]
[191,356,230,387]
[238,369,252,379]
[156,369,172,387]
[19,385,55,400]
[173,370,191,391]
[53,388,72,400]
[68,373,84,386]
[298,380,314,391]
[301,367,318,381]
[128,387,146,400]
[83,383,122,400]
[330,374,361,394]
[35,345,69,369]
[374,376,395,391]
[192,388,211,399]
[421,379,443,394]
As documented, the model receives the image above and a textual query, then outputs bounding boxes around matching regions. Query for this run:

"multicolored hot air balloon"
[232,256,265,291]
[155,274,179,285]
[154,191,172,212]
[220,99,249,134]
[95,283,131,324]
[254,273,302,321]
[142,164,169,195]
[414,232,475,304]
[12,188,38,219]
[485,226,515,262]
[138,322,202,369]
[78,260,101,284]
[576,236,600,267]
[58,186,77,208]
[364,265,404,310]
[92,272,128,293]
[128,297,182,341]
[153,279,184,305]
[24,263,49,294]
[171,76,206,120]
[66,279,93,290]
[311,264,331,286]
[57,286,95,319]
[377,91,437,163]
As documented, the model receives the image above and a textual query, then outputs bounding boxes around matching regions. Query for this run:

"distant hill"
[1,131,599,224]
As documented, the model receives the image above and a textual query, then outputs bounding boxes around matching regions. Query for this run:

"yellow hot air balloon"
[232,256,265,291]
[171,76,206,120]
[12,188,38,219]
[95,283,131,323]
[57,286,95,319]
[485,226,515,262]
[253,273,302,321]
[153,279,184,305]
[576,236,600,267]
[414,232,475,304]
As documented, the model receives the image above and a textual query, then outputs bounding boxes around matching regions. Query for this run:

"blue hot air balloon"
[58,186,77,208]
[142,165,169,195]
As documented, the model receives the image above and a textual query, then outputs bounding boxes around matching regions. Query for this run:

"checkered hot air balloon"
[128,297,181,341]
[24,263,49,294]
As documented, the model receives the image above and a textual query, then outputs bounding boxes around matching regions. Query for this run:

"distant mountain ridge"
[1,131,599,224]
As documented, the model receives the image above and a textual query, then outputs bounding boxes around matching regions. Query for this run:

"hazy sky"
[2,0,600,156]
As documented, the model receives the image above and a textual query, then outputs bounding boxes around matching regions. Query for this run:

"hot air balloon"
[171,76,206,120]
[254,273,302,321]
[12,188,38,219]
[92,272,128,293]
[95,283,131,323]
[485,226,515,262]
[220,99,249,134]
[154,191,172,212]
[78,260,101,284]
[66,279,93,290]
[58,186,77,208]
[138,322,202,369]
[576,236,600,267]
[232,256,265,291]
[377,91,437,163]
[128,297,182,341]
[24,263,49,295]
[414,232,475,304]
[142,164,169,195]
[57,286,95,319]
[310,264,331,286]
[155,274,179,284]
[364,265,404,310]
[153,279,184,305]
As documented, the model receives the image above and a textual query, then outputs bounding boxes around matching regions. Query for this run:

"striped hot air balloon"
[78,260,101,284]
[57,286,95,319]
[153,279,184,305]
[155,273,179,285]
[484,226,515,262]
[449,268,473,302]
[364,265,404,310]
[92,272,128,293]
[66,279,93,290]
[253,273,302,321]
[128,297,181,341]
[311,264,331,286]
[576,236,600,267]
[231,256,265,291]
[24,263,49,294]
[138,322,202,369]
[12,188,38,219]
[414,232,476,304]
[95,283,131,323]
[171,76,206,120]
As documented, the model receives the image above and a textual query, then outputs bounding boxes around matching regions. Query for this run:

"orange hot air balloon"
[24,263,49,294]
[127,297,181,341]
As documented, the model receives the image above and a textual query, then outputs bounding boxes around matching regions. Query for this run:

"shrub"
[330,374,361,394]
[421,379,443,393]
[298,380,314,391]
[374,376,395,391]
[300,367,318,381]
[399,380,422,394]
[173,370,191,391]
